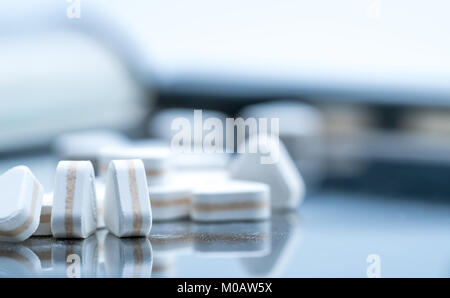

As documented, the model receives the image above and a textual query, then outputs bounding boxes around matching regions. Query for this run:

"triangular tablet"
[0,166,44,242]
[104,159,152,237]
[51,161,97,239]
[230,135,305,209]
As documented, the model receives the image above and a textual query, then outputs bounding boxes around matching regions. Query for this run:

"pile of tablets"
[0,133,305,243]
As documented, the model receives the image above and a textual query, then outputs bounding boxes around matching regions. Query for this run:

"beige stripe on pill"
[128,160,143,233]
[40,213,51,223]
[145,168,166,178]
[0,180,40,237]
[151,196,190,208]
[193,200,269,212]
[64,163,77,237]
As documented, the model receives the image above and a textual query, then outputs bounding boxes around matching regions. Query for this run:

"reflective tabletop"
[2,155,450,277]
[2,192,450,278]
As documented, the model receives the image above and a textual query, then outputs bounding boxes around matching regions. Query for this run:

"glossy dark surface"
[1,155,450,277]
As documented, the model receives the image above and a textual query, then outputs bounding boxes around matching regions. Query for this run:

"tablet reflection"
[51,235,98,278]
[0,242,41,278]
[149,219,274,277]
[104,234,153,278]
[240,211,302,277]
[0,212,300,278]
[149,220,193,277]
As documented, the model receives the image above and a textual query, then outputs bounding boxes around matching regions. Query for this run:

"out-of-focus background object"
[0,29,147,152]
[239,101,324,188]
[2,0,450,278]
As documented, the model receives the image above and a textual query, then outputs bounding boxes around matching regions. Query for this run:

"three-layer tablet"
[51,161,98,239]
[0,166,44,242]
[191,180,271,222]
[150,185,191,221]
[104,159,152,237]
